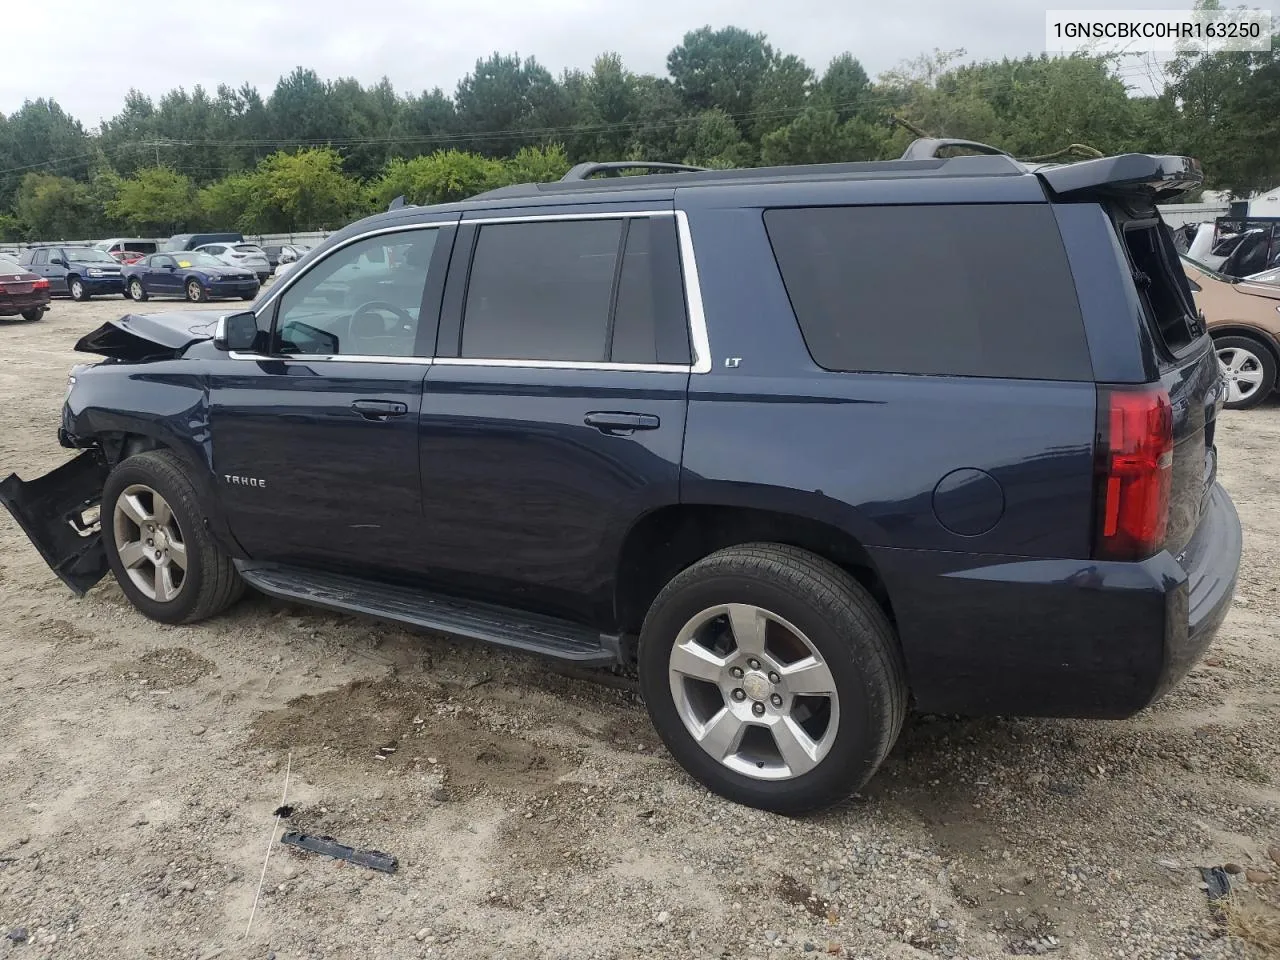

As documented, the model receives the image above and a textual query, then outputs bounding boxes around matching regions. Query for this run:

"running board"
[235,562,620,666]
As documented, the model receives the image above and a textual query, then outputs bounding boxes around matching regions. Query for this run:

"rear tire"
[102,450,245,624]
[1215,335,1276,410]
[20,308,44,322]
[638,543,906,815]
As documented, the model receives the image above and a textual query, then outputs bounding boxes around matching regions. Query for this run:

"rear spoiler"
[1033,154,1203,201]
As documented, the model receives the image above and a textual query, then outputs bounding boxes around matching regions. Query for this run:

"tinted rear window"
[764,204,1093,380]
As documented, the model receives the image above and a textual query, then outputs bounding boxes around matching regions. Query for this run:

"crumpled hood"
[74,309,226,362]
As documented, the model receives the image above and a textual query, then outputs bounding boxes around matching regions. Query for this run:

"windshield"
[0,256,24,273]
[173,252,227,268]
[234,244,265,254]
[66,247,118,263]
[1180,253,1235,283]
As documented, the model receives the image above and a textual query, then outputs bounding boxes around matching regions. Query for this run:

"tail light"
[1093,384,1173,561]
[33,278,49,290]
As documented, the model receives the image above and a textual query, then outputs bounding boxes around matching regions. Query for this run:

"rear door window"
[763,204,1093,381]
[457,216,691,365]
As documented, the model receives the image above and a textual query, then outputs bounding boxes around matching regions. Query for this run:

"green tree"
[505,144,571,183]
[667,26,776,124]
[454,54,570,156]
[14,172,95,239]
[199,173,258,231]
[250,148,364,231]
[107,167,199,233]
[761,108,885,165]
[369,149,506,208]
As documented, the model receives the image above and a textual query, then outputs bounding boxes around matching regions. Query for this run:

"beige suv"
[1182,255,1280,409]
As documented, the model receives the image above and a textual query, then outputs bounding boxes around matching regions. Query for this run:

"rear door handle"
[351,399,408,421]
[584,411,661,435]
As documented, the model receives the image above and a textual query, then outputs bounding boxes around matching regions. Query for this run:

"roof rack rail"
[561,161,709,181]
[900,138,1011,161]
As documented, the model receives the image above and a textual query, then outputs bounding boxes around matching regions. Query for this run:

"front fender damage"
[0,451,110,596]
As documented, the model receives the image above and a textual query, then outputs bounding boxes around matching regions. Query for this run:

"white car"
[194,242,273,282]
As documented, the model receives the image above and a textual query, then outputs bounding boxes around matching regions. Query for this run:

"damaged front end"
[0,451,110,596]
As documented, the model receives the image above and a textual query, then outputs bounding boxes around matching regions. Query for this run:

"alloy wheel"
[1218,345,1265,405]
[112,483,187,602]
[667,603,839,780]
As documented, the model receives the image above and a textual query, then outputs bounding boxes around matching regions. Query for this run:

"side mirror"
[51,257,67,267]
[213,311,260,352]
[163,264,176,271]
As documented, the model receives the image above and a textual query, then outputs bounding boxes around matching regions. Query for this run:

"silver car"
[194,242,273,282]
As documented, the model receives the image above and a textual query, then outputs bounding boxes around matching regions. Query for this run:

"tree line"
[0,23,1275,241]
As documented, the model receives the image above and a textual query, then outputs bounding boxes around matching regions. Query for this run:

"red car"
[0,256,51,321]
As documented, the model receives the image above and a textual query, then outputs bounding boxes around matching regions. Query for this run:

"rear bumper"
[0,293,49,314]
[876,482,1242,718]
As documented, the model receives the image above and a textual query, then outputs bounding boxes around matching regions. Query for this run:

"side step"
[235,562,620,667]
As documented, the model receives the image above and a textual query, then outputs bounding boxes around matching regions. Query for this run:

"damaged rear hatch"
[0,309,223,594]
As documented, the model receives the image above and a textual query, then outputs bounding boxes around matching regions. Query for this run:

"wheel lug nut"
[770,693,783,708]
[768,671,780,684]
[730,667,744,679]
[731,688,746,702]
[752,702,765,716]
[747,658,760,670]
[146,539,153,546]
[154,551,162,560]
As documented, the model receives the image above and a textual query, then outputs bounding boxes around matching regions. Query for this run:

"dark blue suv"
[19,244,126,300]
[0,140,1241,813]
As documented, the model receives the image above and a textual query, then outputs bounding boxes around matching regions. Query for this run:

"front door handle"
[351,399,408,421]
[584,411,661,435]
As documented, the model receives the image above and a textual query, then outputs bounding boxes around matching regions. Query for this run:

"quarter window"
[764,204,1092,381]
[272,229,438,357]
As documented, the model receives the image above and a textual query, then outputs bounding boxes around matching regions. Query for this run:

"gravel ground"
[1,296,1278,960]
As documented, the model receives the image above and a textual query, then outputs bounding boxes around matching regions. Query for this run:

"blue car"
[122,252,260,303]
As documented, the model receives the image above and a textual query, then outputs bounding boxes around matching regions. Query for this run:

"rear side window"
[459,216,691,365]
[764,204,1093,380]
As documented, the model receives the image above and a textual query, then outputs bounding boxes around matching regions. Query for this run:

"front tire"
[102,450,245,624]
[638,543,906,815]
[68,277,89,301]
[1215,335,1276,410]
[127,278,147,302]
[185,279,204,302]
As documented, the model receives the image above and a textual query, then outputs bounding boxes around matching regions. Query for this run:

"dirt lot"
[1,295,1278,960]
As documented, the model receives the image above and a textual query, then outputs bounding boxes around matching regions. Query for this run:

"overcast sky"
[4,0,1185,126]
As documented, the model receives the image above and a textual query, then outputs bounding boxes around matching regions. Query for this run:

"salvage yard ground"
[1,299,1279,960]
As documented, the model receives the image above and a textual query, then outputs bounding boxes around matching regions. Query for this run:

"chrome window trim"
[227,352,431,365]
[235,208,712,373]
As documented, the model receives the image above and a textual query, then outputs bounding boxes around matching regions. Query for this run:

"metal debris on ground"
[1200,865,1232,900]
[280,831,399,873]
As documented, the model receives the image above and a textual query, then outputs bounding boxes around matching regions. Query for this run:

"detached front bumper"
[0,451,110,595]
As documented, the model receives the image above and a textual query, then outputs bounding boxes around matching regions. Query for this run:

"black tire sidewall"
[1214,335,1277,410]
[102,457,209,624]
[639,567,894,814]
[21,309,43,322]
